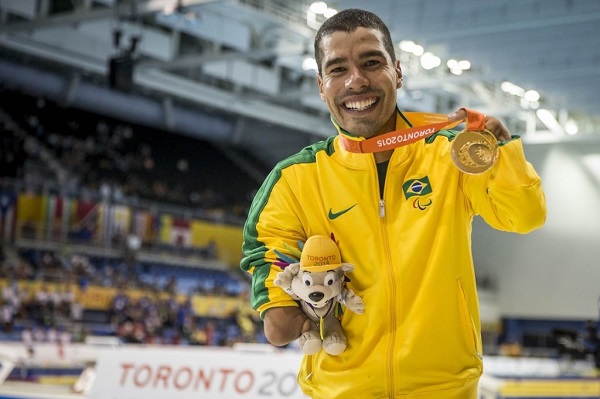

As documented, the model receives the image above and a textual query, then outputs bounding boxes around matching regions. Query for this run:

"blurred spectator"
[0,88,272,349]
[2,279,28,323]
[21,327,34,357]
[1,302,14,333]
[33,283,53,327]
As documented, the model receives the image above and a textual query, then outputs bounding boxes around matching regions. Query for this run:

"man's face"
[317,27,402,139]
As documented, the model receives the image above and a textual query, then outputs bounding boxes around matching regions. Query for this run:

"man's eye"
[328,66,345,74]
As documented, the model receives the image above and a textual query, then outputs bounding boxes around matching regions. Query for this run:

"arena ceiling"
[1,0,600,168]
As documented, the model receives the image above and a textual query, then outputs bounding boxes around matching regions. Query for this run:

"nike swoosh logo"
[328,204,357,220]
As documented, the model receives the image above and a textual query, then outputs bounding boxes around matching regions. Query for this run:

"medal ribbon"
[338,108,486,153]
[305,300,334,340]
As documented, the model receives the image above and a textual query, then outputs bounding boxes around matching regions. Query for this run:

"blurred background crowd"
[0,86,270,352]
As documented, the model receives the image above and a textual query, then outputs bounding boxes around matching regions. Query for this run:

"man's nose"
[345,67,368,90]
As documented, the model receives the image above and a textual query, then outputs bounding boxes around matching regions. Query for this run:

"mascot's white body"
[274,235,364,356]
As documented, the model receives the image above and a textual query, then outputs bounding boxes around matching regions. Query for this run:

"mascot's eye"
[325,272,336,286]
[302,274,313,286]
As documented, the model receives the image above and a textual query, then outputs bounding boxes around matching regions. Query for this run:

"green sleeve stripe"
[240,166,282,310]
[426,129,520,147]
[240,138,334,310]
[499,135,520,146]
[425,129,458,143]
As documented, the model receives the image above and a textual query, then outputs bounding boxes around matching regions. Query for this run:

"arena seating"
[0,87,265,351]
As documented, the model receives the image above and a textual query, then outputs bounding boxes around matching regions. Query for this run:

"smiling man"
[317,26,400,138]
[240,8,546,399]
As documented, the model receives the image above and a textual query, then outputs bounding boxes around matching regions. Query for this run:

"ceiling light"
[420,52,441,70]
[457,60,471,70]
[513,86,525,97]
[524,90,540,102]
[448,59,470,74]
[399,40,416,52]
[501,81,525,97]
[302,57,318,71]
[565,120,578,135]
[536,109,564,134]
[412,45,424,56]
[323,8,337,18]
[309,1,328,14]
[399,40,424,56]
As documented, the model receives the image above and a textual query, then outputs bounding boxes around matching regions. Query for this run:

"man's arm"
[240,164,313,347]
[453,110,546,233]
[263,307,312,346]
[447,108,511,141]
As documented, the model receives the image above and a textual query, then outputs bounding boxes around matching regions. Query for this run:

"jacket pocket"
[457,278,483,362]
[297,354,315,395]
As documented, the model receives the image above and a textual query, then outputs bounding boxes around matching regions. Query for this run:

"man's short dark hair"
[314,8,396,75]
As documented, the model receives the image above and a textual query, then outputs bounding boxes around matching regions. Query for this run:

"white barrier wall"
[89,345,308,399]
[1,342,598,399]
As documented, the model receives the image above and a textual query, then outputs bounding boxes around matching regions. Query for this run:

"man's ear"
[317,73,325,101]
[395,60,403,89]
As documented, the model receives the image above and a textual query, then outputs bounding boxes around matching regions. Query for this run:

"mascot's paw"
[323,332,347,356]
[299,330,322,355]
[343,289,365,314]
[273,263,299,294]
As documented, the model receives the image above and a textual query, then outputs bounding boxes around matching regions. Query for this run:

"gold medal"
[451,130,499,174]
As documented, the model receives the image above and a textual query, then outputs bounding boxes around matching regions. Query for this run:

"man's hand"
[263,307,312,346]
[483,115,511,141]
[448,108,512,141]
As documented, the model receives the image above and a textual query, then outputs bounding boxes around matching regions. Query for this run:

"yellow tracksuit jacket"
[240,110,546,398]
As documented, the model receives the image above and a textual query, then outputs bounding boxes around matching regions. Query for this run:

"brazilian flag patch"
[402,176,432,199]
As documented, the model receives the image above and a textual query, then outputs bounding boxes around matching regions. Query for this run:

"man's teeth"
[345,98,376,111]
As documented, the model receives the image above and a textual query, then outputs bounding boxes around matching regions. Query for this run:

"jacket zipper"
[377,161,397,397]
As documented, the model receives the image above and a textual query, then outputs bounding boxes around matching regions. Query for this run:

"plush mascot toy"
[274,234,364,355]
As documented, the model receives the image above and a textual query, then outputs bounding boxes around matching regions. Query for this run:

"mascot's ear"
[287,263,301,275]
[341,263,354,273]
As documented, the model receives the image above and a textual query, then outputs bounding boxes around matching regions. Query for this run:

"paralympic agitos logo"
[402,176,433,210]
